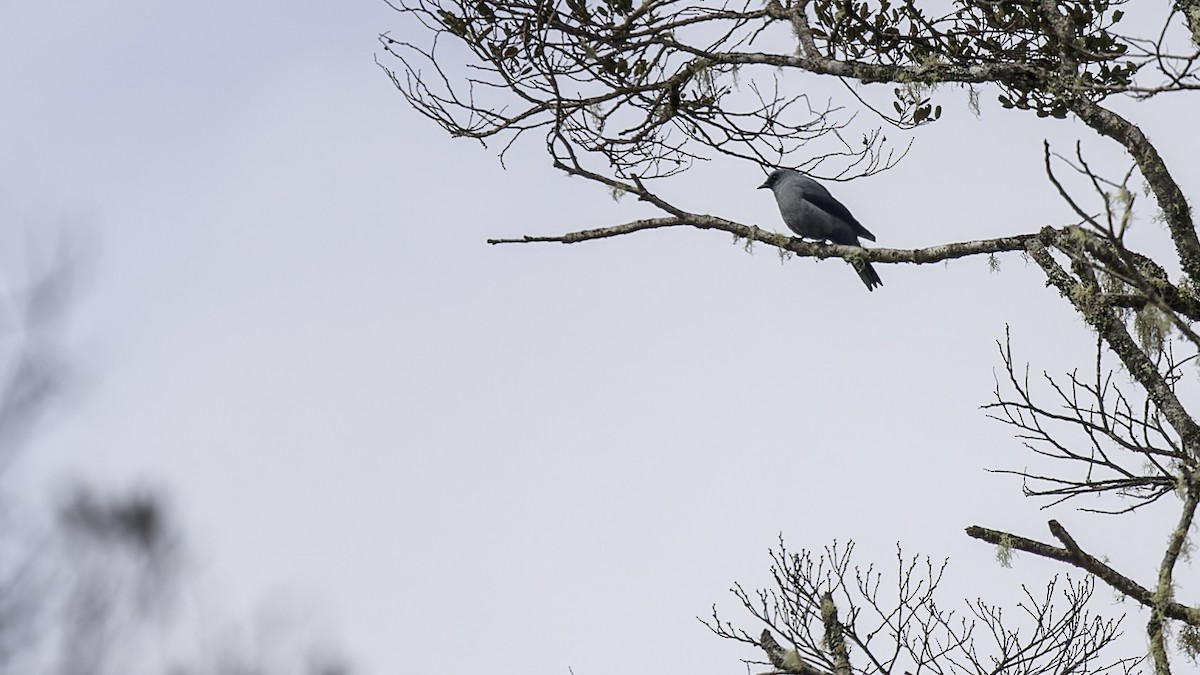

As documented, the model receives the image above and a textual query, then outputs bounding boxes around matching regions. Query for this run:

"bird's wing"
[802,188,876,242]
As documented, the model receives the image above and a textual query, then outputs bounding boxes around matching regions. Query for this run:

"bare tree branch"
[965,522,1200,628]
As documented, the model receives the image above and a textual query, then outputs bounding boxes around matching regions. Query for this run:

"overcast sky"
[1,2,1197,674]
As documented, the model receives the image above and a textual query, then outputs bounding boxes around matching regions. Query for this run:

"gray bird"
[758,168,882,291]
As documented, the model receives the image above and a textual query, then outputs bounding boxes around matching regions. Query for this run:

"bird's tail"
[852,259,883,291]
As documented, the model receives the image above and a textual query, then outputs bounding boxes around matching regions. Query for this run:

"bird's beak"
[757,181,769,190]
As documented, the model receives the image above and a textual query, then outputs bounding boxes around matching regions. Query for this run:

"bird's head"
[758,168,799,191]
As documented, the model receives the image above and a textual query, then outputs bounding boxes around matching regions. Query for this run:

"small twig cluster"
[702,540,1138,674]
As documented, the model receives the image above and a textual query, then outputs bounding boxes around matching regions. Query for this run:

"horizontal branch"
[488,215,1047,266]
[965,522,1200,627]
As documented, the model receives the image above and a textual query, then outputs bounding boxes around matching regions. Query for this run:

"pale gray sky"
[1,2,1195,674]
